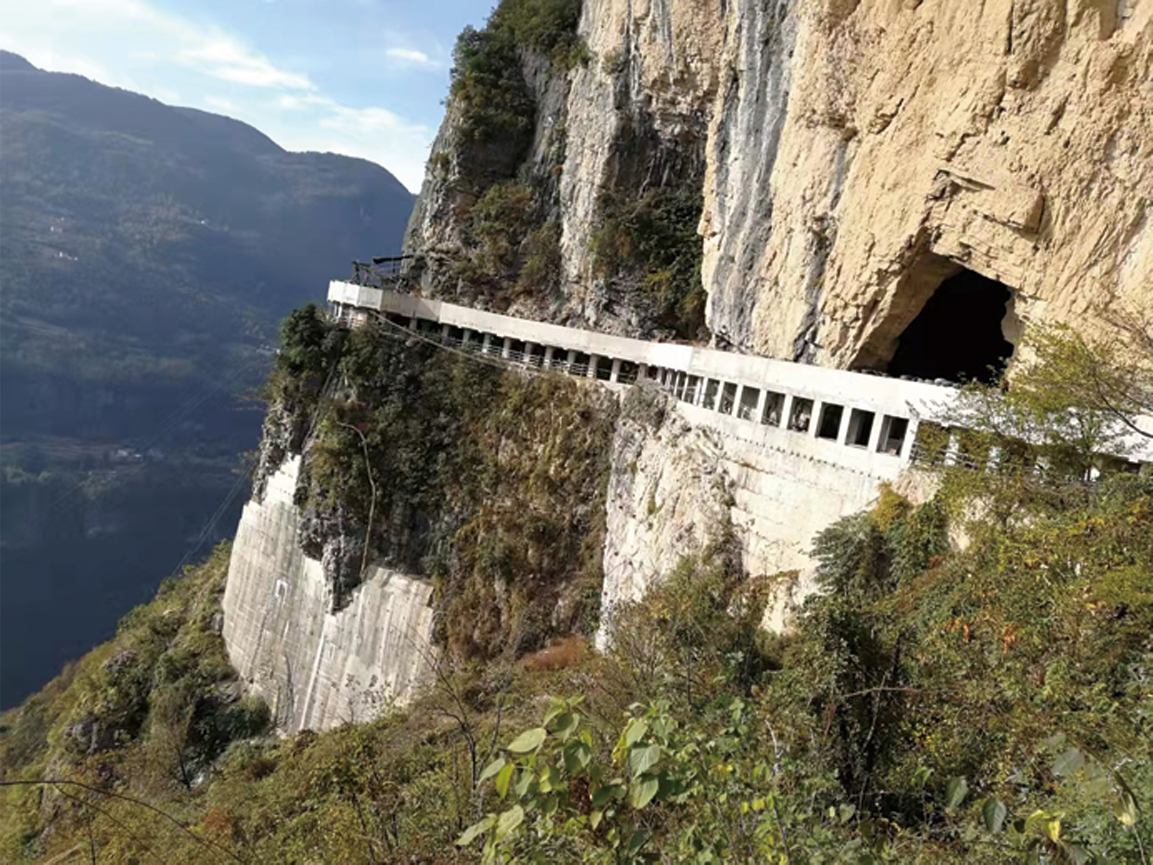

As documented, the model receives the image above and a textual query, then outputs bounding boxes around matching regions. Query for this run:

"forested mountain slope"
[0,51,414,707]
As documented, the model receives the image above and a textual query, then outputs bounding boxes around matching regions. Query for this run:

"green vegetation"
[590,188,707,339]
[4,315,1150,863]
[0,545,269,861]
[451,181,564,299]
[290,316,616,655]
[466,470,1152,862]
[450,0,586,147]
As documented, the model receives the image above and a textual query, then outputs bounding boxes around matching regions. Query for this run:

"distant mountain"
[0,51,415,708]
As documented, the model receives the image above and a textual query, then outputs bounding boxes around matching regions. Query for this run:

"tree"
[935,321,1152,482]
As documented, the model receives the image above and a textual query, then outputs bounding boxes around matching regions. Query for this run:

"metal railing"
[351,255,421,288]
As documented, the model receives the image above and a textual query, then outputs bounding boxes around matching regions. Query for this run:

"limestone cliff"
[223,319,617,730]
[406,0,1151,362]
[224,0,1152,731]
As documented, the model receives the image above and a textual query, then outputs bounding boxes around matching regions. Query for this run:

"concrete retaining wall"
[222,456,436,732]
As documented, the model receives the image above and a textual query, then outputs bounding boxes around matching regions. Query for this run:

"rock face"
[222,456,435,733]
[702,0,1152,366]
[598,387,921,644]
[407,0,1151,360]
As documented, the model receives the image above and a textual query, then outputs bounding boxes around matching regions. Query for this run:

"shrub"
[590,188,706,338]
[450,0,586,148]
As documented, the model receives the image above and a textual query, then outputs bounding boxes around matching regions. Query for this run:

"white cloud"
[384,47,437,69]
[178,38,315,90]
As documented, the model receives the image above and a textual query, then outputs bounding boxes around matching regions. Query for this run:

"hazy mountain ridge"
[0,51,414,708]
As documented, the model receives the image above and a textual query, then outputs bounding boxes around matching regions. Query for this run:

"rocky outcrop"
[702,0,1153,366]
[407,0,1150,361]
[599,385,934,643]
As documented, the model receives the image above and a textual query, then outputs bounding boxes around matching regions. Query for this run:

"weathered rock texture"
[408,0,1151,360]
[599,388,916,644]
[222,456,435,733]
[702,0,1153,366]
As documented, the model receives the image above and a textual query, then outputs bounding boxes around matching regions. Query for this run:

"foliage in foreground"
[4,466,1147,863]
[465,476,1153,863]
[3,317,1150,863]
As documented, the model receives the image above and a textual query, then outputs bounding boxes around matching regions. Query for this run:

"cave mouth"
[885,268,1015,384]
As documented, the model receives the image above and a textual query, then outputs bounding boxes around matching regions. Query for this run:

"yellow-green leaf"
[629,775,659,809]
[494,762,515,798]
[495,805,525,841]
[457,815,495,846]
[507,727,547,754]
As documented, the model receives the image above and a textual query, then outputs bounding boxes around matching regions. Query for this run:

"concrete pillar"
[440,323,451,342]
[408,316,418,330]
[500,337,512,359]
[866,413,884,453]
[524,342,536,366]
[543,346,556,368]
[836,407,852,444]
[610,358,622,383]
[462,329,474,349]
[753,389,767,424]
[481,333,493,355]
[638,363,649,381]
[587,354,600,378]
[732,385,745,417]
[809,401,823,437]
[901,419,920,462]
[566,349,578,374]
[943,430,962,466]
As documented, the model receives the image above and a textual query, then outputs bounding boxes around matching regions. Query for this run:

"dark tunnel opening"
[886,269,1015,384]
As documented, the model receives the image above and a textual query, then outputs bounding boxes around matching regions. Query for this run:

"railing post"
[866,413,884,452]
[901,419,920,462]
[809,401,823,437]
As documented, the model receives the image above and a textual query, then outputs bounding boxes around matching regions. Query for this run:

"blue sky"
[0,0,495,190]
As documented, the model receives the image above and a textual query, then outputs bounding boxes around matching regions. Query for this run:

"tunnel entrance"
[886,268,1015,384]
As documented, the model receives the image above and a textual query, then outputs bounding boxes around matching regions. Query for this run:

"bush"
[590,188,706,338]
[450,0,586,148]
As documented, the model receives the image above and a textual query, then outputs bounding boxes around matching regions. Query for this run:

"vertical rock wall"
[222,456,435,733]
[702,0,1152,363]
[407,0,1151,359]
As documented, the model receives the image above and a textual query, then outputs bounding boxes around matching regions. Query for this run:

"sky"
[0,0,495,191]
